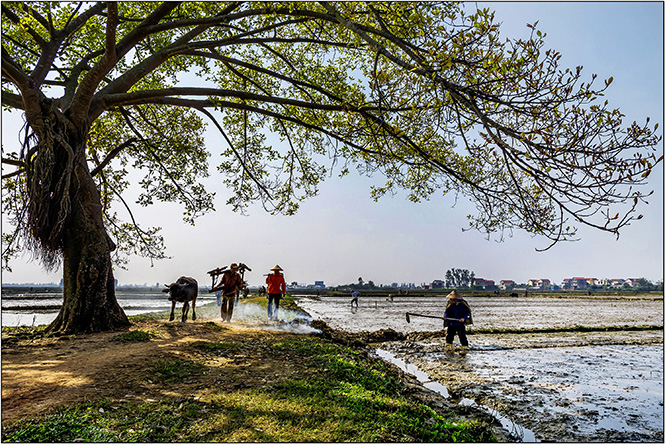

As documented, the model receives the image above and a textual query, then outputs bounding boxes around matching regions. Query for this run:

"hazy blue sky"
[2,2,663,288]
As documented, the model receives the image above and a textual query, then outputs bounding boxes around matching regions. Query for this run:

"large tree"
[445,268,475,288]
[2,2,661,334]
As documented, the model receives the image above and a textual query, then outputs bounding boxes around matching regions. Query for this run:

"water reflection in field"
[2,291,218,327]
[382,341,664,442]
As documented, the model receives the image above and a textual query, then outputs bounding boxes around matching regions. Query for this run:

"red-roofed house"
[474,278,496,290]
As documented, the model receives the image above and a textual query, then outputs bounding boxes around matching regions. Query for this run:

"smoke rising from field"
[194,298,319,334]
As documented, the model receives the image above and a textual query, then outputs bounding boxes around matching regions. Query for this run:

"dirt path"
[1,319,299,427]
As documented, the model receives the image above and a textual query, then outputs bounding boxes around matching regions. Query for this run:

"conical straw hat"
[446,290,461,299]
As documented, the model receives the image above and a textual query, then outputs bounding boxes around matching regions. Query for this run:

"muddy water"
[295,295,664,442]
[379,335,663,442]
[295,295,663,332]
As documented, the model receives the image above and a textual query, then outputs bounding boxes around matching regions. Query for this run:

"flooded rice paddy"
[296,295,664,442]
[295,294,663,332]
[1,291,222,327]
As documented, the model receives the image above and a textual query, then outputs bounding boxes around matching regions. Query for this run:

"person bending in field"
[351,290,359,308]
[444,290,473,354]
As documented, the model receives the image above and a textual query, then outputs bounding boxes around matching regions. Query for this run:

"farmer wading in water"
[444,290,473,354]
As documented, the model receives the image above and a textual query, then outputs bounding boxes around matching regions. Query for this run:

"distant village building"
[625,278,641,287]
[562,277,590,290]
[610,278,626,289]
[473,278,496,290]
[592,278,610,287]
[287,281,325,289]
[414,275,656,293]
[431,280,445,289]
[558,277,648,290]
[421,280,444,290]
[527,279,552,290]
[392,282,417,289]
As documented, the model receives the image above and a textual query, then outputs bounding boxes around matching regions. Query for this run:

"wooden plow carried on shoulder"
[207,264,252,301]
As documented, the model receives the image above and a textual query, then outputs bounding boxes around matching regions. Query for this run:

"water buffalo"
[162,276,198,322]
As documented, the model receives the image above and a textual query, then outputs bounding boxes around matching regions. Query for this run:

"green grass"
[127,312,169,322]
[190,340,242,353]
[1,400,198,442]
[113,330,155,343]
[201,321,227,331]
[240,295,301,312]
[1,325,48,344]
[2,336,496,442]
[147,359,205,383]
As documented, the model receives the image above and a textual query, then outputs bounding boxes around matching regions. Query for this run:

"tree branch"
[71,2,181,122]
[1,4,46,46]
[1,90,25,110]
[104,2,118,61]
[90,138,138,176]
[103,87,372,112]
[1,48,31,90]
[117,107,205,210]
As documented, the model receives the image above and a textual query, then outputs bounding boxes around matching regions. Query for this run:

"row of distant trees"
[444,269,476,288]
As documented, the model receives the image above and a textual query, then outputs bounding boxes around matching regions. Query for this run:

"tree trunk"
[45,138,130,335]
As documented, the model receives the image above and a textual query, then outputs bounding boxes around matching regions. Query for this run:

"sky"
[2,2,663,288]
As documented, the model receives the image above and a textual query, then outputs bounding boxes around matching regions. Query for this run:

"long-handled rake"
[405,312,457,323]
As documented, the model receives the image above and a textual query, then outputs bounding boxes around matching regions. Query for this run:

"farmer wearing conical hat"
[265,265,287,320]
[444,290,473,353]
[217,263,244,322]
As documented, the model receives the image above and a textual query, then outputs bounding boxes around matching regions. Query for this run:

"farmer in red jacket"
[265,265,287,320]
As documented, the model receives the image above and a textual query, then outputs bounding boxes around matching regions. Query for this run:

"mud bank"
[376,330,663,442]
